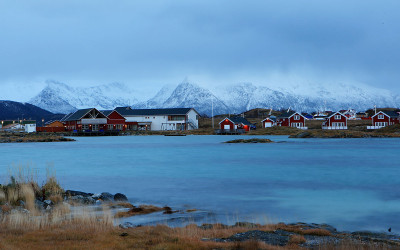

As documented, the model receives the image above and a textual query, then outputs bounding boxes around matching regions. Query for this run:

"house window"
[82,124,89,130]
[294,115,300,120]
[168,115,185,121]
[335,115,341,120]
[378,115,384,119]
[108,124,113,130]
[375,122,387,127]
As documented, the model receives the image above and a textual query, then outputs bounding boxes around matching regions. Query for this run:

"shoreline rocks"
[224,138,274,143]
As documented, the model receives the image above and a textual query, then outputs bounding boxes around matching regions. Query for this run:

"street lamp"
[42,118,44,127]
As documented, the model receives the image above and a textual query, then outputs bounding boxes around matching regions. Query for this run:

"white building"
[24,123,37,133]
[114,107,199,131]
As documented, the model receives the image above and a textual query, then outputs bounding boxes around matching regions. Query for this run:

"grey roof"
[378,111,400,118]
[63,108,93,121]
[262,116,276,122]
[278,111,296,118]
[100,110,113,116]
[114,107,196,116]
[60,112,73,122]
[229,116,252,125]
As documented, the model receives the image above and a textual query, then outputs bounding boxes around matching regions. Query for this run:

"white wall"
[25,124,37,133]
[124,109,199,131]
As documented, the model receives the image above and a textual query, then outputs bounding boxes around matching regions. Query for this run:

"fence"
[322,126,348,130]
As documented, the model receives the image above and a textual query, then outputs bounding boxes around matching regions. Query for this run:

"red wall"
[372,114,390,125]
[220,119,234,130]
[328,114,347,126]
[107,111,126,124]
[289,115,305,126]
[37,127,66,132]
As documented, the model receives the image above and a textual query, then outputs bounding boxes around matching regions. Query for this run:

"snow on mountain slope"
[212,81,400,115]
[27,80,400,116]
[29,81,138,114]
[161,82,229,116]
[132,84,176,109]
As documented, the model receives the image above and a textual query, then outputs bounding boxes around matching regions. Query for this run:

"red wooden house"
[101,110,127,131]
[368,111,399,129]
[261,116,276,128]
[322,112,347,130]
[61,108,108,131]
[276,111,307,129]
[219,117,252,131]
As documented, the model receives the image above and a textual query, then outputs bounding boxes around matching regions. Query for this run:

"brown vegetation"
[0,132,75,143]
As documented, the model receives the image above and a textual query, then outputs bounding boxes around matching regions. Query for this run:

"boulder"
[114,193,128,202]
[65,190,94,197]
[68,195,96,205]
[99,192,114,202]
[35,199,45,210]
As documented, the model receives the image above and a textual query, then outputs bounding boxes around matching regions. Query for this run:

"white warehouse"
[114,107,199,131]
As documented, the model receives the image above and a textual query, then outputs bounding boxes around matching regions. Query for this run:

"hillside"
[0,100,64,122]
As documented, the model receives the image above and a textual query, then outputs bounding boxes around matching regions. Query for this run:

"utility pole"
[211,96,214,129]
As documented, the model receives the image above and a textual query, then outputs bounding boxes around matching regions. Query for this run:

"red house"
[61,108,108,131]
[322,112,348,130]
[101,110,127,131]
[368,111,399,129]
[276,111,307,129]
[261,116,276,128]
[219,117,252,132]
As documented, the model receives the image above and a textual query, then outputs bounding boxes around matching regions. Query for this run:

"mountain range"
[27,80,400,116]
[0,100,64,122]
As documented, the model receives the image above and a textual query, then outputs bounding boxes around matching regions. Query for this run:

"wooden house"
[37,120,66,132]
[219,117,252,131]
[61,108,108,131]
[368,111,400,129]
[276,111,307,129]
[101,110,126,131]
[261,116,276,128]
[322,112,348,130]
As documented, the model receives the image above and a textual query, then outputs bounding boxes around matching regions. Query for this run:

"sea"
[1,135,399,232]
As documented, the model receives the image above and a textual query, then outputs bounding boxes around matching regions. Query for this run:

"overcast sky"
[1,0,400,100]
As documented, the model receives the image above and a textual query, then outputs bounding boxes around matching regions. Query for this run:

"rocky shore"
[224,138,274,143]
[204,222,400,248]
[0,132,75,143]
[2,187,399,249]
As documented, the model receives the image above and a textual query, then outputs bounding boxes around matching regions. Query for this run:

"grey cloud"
[0,0,399,92]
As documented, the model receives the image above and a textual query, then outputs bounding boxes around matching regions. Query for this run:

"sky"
[1,0,400,100]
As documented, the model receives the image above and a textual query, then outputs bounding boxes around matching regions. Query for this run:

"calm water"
[1,135,399,232]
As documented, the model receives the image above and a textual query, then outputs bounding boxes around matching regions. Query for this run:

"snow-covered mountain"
[213,82,400,114]
[27,80,400,116]
[29,81,138,114]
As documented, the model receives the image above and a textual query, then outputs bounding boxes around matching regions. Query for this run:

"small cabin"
[276,111,307,129]
[219,117,252,132]
[368,111,400,129]
[261,116,276,128]
[322,112,348,130]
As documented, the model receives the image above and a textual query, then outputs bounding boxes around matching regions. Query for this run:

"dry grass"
[0,132,75,143]
[115,205,165,218]
[0,216,397,249]
[276,224,332,237]
[288,234,306,245]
